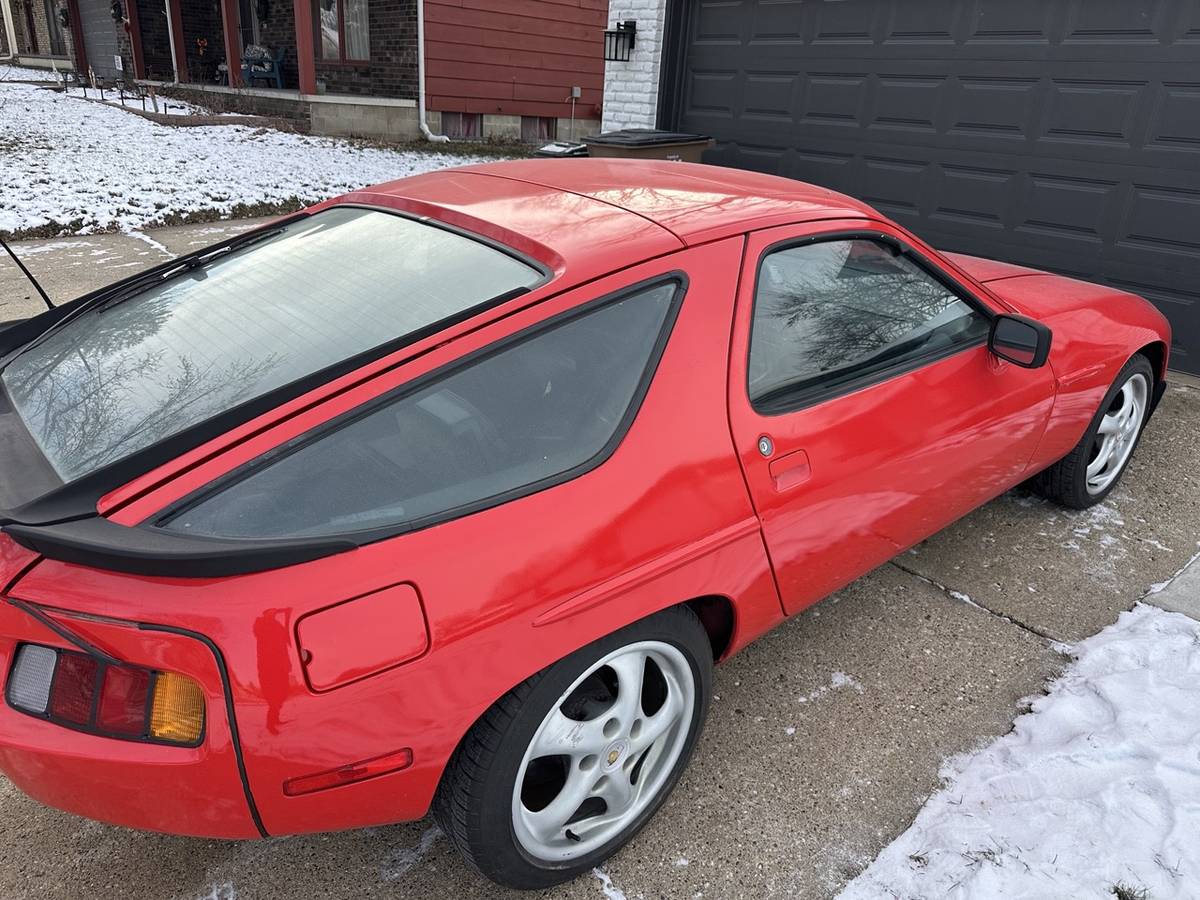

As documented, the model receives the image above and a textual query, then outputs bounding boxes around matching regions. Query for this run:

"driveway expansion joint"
[890,560,1069,651]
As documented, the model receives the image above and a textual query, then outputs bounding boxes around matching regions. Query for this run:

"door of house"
[76,0,121,78]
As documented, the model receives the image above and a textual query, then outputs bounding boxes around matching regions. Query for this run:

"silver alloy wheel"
[511,640,695,863]
[1086,372,1148,495]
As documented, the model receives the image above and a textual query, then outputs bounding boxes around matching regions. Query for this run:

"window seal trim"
[3,272,687,578]
[745,229,996,417]
[0,205,552,527]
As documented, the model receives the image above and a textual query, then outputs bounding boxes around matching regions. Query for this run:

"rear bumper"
[0,601,262,839]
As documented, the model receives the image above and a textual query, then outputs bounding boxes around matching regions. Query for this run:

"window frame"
[154,272,689,544]
[746,229,996,417]
[313,0,369,65]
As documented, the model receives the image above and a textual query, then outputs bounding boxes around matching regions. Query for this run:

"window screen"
[749,239,989,408]
[1,207,544,483]
[161,281,680,540]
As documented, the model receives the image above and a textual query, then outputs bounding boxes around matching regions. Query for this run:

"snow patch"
[838,604,1200,899]
[381,825,441,881]
[196,881,237,900]
[126,230,171,255]
[799,671,864,703]
[0,79,497,236]
[593,867,629,900]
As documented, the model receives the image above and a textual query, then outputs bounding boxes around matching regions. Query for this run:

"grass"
[1110,882,1151,900]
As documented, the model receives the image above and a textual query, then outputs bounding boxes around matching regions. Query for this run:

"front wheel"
[433,605,712,889]
[1033,353,1154,509]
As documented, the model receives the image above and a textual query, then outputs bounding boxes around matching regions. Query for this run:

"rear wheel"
[433,606,712,889]
[1033,354,1154,509]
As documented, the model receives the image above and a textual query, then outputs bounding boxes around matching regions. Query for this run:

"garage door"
[77,0,123,80]
[664,0,1200,374]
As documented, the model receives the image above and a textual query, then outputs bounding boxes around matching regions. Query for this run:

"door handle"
[768,449,811,491]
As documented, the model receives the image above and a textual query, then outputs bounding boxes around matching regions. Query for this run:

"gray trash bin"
[583,129,714,163]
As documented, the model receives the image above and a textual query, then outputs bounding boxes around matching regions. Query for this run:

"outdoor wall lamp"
[604,20,636,62]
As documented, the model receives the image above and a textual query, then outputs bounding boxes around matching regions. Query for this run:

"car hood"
[943,251,1157,323]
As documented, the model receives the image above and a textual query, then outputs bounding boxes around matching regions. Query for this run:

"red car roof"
[343,160,875,286]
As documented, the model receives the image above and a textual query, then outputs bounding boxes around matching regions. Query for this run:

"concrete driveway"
[1,227,1198,900]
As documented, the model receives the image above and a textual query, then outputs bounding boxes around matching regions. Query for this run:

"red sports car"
[0,160,1169,888]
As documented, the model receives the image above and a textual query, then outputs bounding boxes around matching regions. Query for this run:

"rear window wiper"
[94,226,287,314]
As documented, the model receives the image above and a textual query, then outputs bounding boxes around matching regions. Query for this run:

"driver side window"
[748,238,989,411]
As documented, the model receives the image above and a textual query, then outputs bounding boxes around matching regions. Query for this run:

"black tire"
[433,605,713,890]
[1033,353,1154,509]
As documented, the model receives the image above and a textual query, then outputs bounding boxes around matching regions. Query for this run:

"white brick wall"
[601,0,668,131]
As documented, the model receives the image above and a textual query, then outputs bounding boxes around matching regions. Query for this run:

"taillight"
[6,643,204,745]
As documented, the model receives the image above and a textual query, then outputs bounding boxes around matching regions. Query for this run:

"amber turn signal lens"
[149,672,205,744]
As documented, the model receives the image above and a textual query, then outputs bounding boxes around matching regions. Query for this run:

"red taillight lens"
[8,644,203,745]
[97,665,152,735]
[48,652,98,724]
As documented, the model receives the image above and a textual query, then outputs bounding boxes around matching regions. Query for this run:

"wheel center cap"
[603,740,628,771]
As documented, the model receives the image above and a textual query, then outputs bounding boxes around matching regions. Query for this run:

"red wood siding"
[424,0,607,120]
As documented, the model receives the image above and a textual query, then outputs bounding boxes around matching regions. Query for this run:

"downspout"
[417,0,448,142]
[163,0,179,82]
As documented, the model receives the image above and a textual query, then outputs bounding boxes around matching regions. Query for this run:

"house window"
[520,116,557,143]
[43,0,66,55]
[314,0,369,62]
[441,112,482,139]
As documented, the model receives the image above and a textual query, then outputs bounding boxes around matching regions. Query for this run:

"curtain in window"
[318,0,339,59]
[344,0,369,59]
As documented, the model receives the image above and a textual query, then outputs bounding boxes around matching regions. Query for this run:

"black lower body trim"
[137,622,269,838]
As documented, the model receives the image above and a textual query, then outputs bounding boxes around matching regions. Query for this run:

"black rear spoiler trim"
[2,517,356,578]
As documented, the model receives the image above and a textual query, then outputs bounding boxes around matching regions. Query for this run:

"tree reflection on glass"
[749,239,987,402]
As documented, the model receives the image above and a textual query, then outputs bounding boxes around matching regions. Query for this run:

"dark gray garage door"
[77,0,123,80]
[663,0,1200,374]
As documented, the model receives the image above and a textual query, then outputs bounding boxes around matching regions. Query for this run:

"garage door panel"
[964,0,1057,44]
[672,0,1200,371]
[1148,81,1200,152]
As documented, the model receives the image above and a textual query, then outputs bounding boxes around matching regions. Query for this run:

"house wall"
[0,13,10,55]
[423,0,606,122]
[314,0,416,98]
[600,0,664,131]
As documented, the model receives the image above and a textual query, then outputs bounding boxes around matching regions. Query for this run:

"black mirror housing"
[989,314,1052,368]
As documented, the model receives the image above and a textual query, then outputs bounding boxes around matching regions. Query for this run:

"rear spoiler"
[2,517,355,578]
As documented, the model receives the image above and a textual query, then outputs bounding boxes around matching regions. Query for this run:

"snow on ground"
[839,603,1200,900]
[91,93,238,117]
[0,76,496,236]
[0,64,64,81]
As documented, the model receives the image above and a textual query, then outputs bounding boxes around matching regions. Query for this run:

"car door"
[727,221,1056,616]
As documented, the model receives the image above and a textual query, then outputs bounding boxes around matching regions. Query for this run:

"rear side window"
[749,238,989,410]
[0,207,544,483]
[160,280,682,540]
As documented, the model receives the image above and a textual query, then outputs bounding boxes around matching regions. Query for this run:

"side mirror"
[989,314,1052,368]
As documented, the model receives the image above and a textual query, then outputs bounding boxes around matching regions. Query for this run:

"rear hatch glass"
[0,207,544,490]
